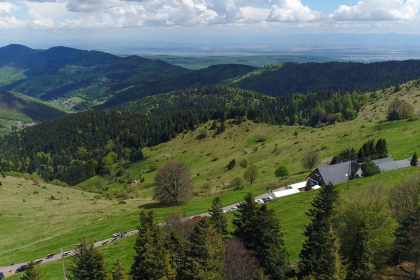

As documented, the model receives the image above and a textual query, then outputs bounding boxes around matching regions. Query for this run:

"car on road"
[191,215,202,220]
[46,253,54,259]
[35,259,43,264]
[255,199,264,204]
[15,265,27,273]
[229,206,238,211]
[0,272,5,279]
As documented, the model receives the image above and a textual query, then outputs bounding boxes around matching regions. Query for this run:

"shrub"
[211,157,219,162]
[230,177,247,190]
[227,159,236,171]
[239,159,248,168]
[274,165,289,179]
[258,133,267,141]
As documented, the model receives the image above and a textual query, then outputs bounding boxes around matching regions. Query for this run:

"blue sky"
[1,0,420,50]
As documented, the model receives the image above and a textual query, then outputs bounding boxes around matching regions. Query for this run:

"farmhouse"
[307,161,362,186]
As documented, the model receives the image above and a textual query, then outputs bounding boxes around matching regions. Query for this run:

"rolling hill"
[0,90,64,134]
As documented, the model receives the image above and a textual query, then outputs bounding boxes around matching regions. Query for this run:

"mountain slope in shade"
[0,90,65,133]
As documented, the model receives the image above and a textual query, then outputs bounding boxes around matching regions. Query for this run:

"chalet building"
[373,157,411,172]
[307,161,362,186]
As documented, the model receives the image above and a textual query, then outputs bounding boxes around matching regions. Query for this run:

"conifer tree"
[20,261,45,280]
[182,217,224,280]
[304,180,312,192]
[297,183,342,280]
[233,193,289,279]
[168,229,186,279]
[111,259,129,280]
[130,210,175,280]
[69,238,108,280]
[208,197,228,235]
[411,152,418,166]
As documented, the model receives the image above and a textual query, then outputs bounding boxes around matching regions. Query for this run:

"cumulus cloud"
[0,2,25,28]
[266,0,327,22]
[331,0,420,21]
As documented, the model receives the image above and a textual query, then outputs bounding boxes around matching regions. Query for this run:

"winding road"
[0,190,280,277]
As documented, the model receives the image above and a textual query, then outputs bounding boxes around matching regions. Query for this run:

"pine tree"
[233,193,289,279]
[111,259,129,280]
[297,183,342,280]
[304,180,312,192]
[182,217,224,280]
[208,197,228,235]
[411,152,418,166]
[168,229,186,279]
[130,211,176,280]
[69,238,108,280]
[20,261,45,280]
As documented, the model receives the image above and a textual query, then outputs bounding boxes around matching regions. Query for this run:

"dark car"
[0,272,5,279]
[15,264,27,273]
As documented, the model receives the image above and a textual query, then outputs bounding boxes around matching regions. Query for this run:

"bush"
[230,177,247,190]
[227,159,236,170]
[274,165,289,179]
[239,159,248,168]
[211,157,219,162]
[361,158,381,177]
[258,133,267,142]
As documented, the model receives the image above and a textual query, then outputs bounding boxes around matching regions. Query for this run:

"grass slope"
[0,90,64,134]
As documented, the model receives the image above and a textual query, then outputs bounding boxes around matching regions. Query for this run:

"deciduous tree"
[301,150,321,172]
[224,238,259,280]
[243,165,258,185]
[275,165,289,180]
[154,160,194,205]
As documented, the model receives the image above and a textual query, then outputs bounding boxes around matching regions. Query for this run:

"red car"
[191,215,202,220]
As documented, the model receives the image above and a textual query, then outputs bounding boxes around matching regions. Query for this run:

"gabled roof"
[377,158,411,172]
[372,157,394,165]
[317,161,361,185]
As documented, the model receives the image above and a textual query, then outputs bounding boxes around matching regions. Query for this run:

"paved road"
[0,189,282,277]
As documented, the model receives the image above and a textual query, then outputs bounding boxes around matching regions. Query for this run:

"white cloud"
[0,2,25,28]
[331,0,420,21]
[266,0,327,22]
[240,6,270,20]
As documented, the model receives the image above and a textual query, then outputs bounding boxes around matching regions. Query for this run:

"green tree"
[304,180,312,192]
[229,176,247,190]
[334,184,394,280]
[182,217,224,280]
[243,164,258,185]
[360,158,380,177]
[275,165,289,180]
[111,259,129,280]
[239,159,248,168]
[301,150,321,172]
[233,193,289,279]
[20,261,45,280]
[154,160,194,205]
[130,211,175,280]
[208,197,228,235]
[411,152,418,166]
[294,130,299,138]
[69,238,108,280]
[227,159,236,171]
[297,183,342,280]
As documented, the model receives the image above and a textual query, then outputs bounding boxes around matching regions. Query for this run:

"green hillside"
[0,90,64,134]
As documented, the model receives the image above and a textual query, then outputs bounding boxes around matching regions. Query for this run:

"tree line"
[0,87,366,186]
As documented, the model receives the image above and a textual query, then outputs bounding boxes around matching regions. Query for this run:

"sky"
[1,0,420,54]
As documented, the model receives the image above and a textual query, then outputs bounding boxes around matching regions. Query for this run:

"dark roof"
[377,159,411,172]
[372,157,394,165]
[317,162,361,185]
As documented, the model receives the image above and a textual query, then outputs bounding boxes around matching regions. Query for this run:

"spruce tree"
[297,183,342,280]
[208,197,228,235]
[411,152,418,166]
[130,210,175,280]
[168,229,186,279]
[20,261,45,280]
[111,259,128,280]
[69,238,108,280]
[304,180,312,192]
[182,217,224,280]
[233,193,289,279]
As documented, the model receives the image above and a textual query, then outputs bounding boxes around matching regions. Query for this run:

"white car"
[229,206,238,211]
[255,199,264,204]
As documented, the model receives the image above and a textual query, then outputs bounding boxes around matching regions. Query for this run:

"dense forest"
[0,87,367,185]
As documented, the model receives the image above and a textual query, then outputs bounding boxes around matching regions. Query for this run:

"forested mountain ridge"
[0,90,64,134]
[0,86,367,185]
[229,60,420,96]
